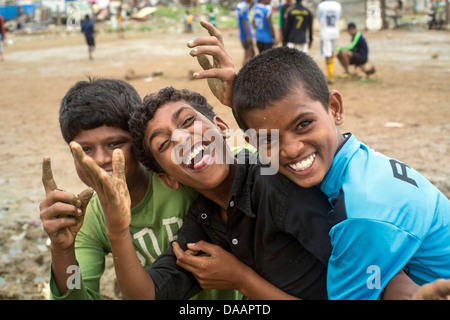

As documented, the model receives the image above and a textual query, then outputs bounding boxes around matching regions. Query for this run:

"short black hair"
[347,22,357,29]
[59,78,142,144]
[129,86,216,173]
[232,47,330,130]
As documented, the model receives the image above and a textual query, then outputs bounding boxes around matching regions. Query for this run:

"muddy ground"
[0,20,449,299]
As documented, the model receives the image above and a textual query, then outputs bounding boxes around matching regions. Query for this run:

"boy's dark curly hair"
[129,87,216,173]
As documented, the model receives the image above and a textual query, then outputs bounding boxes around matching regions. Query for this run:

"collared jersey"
[253,3,273,43]
[322,134,450,300]
[148,149,332,300]
[316,0,342,40]
[237,0,253,42]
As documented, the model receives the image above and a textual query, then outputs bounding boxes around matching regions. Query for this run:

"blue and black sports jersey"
[237,0,253,42]
[321,134,450,300]
[254,3,273,43]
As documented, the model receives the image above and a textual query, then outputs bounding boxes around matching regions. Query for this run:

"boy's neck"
[198,161,237,211]
[127,164,150,208]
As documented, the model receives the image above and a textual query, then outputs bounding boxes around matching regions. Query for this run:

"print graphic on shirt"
[254,15,264,30]
[326,14,337,27]
[389,159,418,187]
[296,16,304,29]
[291,9,309,29]
[133,216,184,265]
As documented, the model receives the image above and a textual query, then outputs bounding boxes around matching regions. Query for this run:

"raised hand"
[188,20,236,108]
[413,279,450,300]
[39,157,93,251]
[69,141,131,237]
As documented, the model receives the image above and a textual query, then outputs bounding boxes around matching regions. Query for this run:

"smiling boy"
[70,86,333,300]
[190,30,450,299]
[40,78,237,300]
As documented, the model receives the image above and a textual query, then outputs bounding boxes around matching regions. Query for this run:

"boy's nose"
[92,148,112,169]
[172,130,192,147]
[281,139,303,159]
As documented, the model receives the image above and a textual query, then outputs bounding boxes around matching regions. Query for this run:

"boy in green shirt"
[39,78,238,300]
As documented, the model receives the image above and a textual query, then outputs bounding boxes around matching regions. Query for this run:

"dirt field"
[0,20,449,299]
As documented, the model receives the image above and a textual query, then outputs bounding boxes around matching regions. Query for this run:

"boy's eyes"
[182,115,195,127]
[107,141,124,149]
[297,120,312,130]
[156,115,196,152]
[259,135,278,145]
[81,141,126,154]
[158,139,169,152]
[82,146,92,154]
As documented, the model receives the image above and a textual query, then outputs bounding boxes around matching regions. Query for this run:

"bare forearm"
[50,245,78,295]
[108,231,156,300]
[382,270,420,300]
[237,265,299,300]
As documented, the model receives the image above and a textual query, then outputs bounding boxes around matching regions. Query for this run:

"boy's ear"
[158,173,180,191]
[213,116,230,139]
[328,90,344,125]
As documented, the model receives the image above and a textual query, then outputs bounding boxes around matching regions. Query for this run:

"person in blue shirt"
[232,47,450,300]
[336,22,375,78]
[253,0,277,53]
[236,0,255,65]
[81,14,95,60]
[187,22,450,300]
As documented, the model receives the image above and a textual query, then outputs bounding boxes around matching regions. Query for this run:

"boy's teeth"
[185,144,206,164]
[289,154,316,172]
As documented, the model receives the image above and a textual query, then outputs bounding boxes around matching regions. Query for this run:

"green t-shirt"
[49,171,240,300]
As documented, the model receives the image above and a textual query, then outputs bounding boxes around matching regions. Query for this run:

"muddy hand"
[42,157,93,214]
[40,157,93,249]
[70,141,131,236]
[188,20,235,108]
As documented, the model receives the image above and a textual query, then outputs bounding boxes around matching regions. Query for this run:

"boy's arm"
[382,270,421,300]
[188,20,236,108]
[39,157,93,297]
[308,14,313,46]
[70,141,156,299]
[267,10,277,45]
[384,270,450,300]
[337,31,361,52]
[173,241,299,300]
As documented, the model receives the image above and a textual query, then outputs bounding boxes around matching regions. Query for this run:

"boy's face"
[243,87,344,188]
[144,100,233,191]
[348,27,357,36]
[72,125,139,187]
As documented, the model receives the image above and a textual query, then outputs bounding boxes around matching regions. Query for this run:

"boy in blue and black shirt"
[186,22,450,299]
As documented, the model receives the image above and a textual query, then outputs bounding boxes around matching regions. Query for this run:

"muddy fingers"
[42,157,58,193]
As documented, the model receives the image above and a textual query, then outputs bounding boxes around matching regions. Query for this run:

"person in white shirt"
[316,0,342,84]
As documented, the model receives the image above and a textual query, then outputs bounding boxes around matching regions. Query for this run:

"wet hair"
[59,77,142,144]
[232,47,330,130]
[129,86,216,173]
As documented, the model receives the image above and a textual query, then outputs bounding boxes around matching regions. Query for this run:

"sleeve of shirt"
[49,197,108,300]
[266,5,273,18]
[327,219,422,300]
[338,31,361,52]
[308,13,313,43]
[147,211,204,300]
